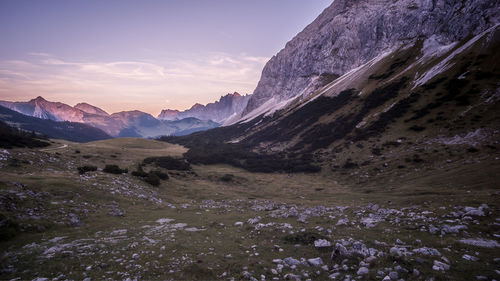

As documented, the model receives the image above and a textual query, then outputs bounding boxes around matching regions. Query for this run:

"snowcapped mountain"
[158,92,251,123]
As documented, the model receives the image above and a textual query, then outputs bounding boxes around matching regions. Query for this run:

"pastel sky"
[0,0,332,115]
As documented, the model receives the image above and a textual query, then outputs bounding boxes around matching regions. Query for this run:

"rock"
[460,238,500,248]
[284,273,302,280]
[67,213,82,226]
[357,267,369,275]
[462,254,479,261]
[336,218,349,226]
[441,224,467,234]
[314,239,331,248]
[284,257,301,266]
[132,253,139,259]
[389,247,405,257]
[329,272,340,279]
[307,257,324,267]
[432,260,450,271]
[382,276,391,281]
[331,243,348,259]
[413,268,420,276]
[388,271,399,280]
[234,221,244,226]
[413,247,441,256]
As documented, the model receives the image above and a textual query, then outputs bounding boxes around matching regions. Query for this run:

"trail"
[40,144,68,151]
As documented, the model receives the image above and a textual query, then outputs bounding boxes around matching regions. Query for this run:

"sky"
[0,0,332,115]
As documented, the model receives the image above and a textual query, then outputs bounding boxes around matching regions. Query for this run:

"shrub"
[0,213,19,241]
[409,125,426,132]
[143,156,191,170]
[103,164,128,174]
[467,147,479,153]
[77,165,97,174]
[342,159,358,169]
[131,164,148,177]
[282,231,327,245]
[144,172,160,186]
[151,170,169,180]
[220,174,234,182]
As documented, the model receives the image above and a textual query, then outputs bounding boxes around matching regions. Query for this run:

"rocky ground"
[0,139,499,280]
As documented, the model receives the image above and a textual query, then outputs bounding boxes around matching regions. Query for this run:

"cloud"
[0,52,269,114]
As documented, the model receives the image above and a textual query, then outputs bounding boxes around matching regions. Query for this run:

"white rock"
[357,267,369,275]
[234,221,244,226]
[462,254,479,261]
[314,239,331,248]
[432,260,450,271]
[460,238,500,248]
[307,257,323,267]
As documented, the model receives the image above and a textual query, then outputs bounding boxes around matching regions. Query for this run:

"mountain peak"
[33,96,47,102]
[190,103,204,110]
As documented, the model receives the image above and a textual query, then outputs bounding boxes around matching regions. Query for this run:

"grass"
[0,135,498,281]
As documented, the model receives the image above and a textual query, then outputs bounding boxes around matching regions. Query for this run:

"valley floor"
[0,138,498,281]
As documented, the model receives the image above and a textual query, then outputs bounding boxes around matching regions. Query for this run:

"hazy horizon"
[0,0,332,116]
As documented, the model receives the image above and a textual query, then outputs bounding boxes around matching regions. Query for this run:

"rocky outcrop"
[242,0,499,117]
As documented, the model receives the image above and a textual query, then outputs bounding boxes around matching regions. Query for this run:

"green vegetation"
[77,165,97,174]
[103,164,128,174]
[143,156,191,170]
[0,121,50,149]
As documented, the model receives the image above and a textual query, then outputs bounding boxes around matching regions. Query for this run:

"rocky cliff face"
[242,0,499,117]
[158,92,251,123]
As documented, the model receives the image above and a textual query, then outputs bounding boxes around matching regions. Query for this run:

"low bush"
[282,231,327,245]
[103,164,128,174]
[143,156,191,171]
[144,172,160,186]
[220,174,234,182]
[77,165,97,174]
[151,170,169,180]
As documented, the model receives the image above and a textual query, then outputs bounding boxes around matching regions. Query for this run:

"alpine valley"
[1,1,499,281]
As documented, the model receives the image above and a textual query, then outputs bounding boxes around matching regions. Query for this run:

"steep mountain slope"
[165,1,500,187]
[158,92,251,123]
[240,0,499,120]
[0,106,111,142]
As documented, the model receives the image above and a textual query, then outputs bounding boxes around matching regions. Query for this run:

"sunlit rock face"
[158,92,251,123]
[242,0,499,117]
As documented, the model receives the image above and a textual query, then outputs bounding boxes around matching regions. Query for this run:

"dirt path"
[40,143,68,151]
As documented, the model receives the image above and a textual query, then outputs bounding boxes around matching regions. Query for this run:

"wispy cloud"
[0,53,269,114]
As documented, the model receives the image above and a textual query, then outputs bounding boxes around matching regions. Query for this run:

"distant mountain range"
[0,105,111,142]
[157,92,250,123]
[0,96,228,139]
